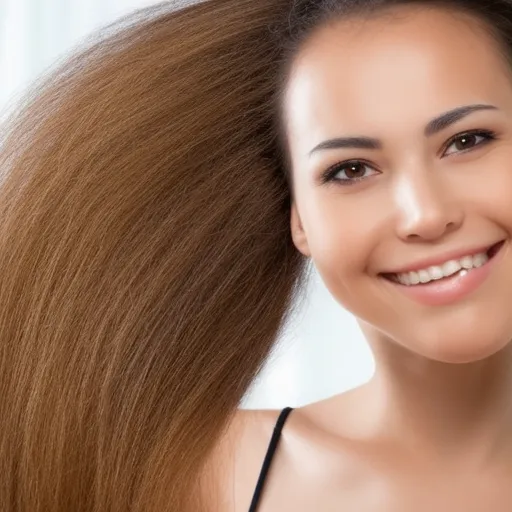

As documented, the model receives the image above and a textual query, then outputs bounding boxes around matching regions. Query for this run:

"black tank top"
[248,406,294,512]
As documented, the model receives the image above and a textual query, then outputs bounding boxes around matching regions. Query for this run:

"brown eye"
[444,130,497,156]
[320,160,380,186]
[343,162,367,179]
[454,134,479,151]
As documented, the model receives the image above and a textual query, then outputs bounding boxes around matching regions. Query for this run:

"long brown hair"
[1,0,511,511]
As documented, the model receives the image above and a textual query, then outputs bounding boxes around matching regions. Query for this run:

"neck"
[366,335,512,468]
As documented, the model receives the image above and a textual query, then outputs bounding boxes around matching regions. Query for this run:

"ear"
[290,200,311,257]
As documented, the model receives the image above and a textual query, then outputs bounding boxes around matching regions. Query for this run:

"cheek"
[303,202,377,307]
[479,166,512,223]
[459,151,512,227]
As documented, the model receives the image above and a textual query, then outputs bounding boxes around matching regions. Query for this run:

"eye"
[319,160,380,186]
[319,129,498,187]
[443,129,497,156]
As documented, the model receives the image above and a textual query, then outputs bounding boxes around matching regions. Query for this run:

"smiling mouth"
[380,240,505,286]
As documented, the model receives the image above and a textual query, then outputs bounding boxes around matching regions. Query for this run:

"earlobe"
[290,201,311,258]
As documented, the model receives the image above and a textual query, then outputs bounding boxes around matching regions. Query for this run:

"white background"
[0,0,375,410]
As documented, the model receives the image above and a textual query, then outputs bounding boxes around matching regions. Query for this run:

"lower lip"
[381,242,506,307]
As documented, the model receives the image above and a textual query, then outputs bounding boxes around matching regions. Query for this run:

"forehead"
[284,7,512,157]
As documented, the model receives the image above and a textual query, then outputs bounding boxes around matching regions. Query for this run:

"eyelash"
[319,129,498,186]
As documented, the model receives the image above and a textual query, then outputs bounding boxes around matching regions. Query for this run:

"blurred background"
[0,0,375,409]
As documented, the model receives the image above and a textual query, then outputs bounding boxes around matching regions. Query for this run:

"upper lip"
[382,241,503,275]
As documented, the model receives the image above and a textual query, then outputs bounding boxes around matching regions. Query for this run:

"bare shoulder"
[198,388,372,511]
[198,407,286,512]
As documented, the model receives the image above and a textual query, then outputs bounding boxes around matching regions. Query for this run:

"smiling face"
[285,5,512,363]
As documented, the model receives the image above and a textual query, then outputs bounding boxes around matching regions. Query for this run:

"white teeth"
[418,270,430,283]
[428,266,444,280]
[473,253,487,267]
[441,260,461,276]
[394,251,490,286]
[409,272,420,285]
[460,255,474,269]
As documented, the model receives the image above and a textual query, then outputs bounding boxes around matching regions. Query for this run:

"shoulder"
[198,388,372,511]
[198,407,288,512]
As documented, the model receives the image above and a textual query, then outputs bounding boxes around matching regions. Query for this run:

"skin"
[204,5,512,511]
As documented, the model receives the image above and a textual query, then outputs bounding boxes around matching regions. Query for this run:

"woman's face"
[286,6,512,363]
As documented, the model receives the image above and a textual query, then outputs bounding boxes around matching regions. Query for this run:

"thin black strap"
[248,407,294,512]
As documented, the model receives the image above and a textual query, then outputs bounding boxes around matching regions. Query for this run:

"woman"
[1,0,512,510]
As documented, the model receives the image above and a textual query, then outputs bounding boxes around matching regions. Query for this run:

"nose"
[394,172,464,242]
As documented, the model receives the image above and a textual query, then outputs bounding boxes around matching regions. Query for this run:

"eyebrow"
[308,104,499,157]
